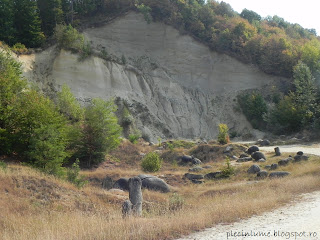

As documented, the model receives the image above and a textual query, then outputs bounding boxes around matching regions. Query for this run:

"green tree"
[57,84,84,122]
[217,123,229,144]
[300,39,320,74]
[292,61,317,124]
[141,152,162,172]
[79,98,122,167]
[37,0,64,37]
[0,0,16,45]
[240,9,261,23]
[13,0,45,47]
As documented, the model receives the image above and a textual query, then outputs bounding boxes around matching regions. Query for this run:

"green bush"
[217,123,229,144]
[141,152,162,172]
[67,159,88,188]
[11,43,28,54]
[169,193,184,211]
[0,161,7,172]
[238,93,268,129]
[220,157,235,178]
[129,133,140,144]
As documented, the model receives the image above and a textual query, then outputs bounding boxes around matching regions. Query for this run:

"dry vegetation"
[1,140,320,240]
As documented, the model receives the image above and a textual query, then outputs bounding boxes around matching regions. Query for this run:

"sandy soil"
[177,144,320,240]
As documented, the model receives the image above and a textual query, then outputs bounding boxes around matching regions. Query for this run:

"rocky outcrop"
[19,12,288,141]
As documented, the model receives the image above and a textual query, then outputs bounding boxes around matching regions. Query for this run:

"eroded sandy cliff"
[19,12,288,141]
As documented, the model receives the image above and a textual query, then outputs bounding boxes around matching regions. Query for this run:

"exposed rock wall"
[19,12,289,141]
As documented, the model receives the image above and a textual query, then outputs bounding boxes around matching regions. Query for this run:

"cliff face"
[19,12,288,141]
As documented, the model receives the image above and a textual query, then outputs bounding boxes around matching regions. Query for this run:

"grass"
[1,142,320,240]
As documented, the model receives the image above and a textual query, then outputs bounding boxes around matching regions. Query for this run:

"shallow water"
[177,191,320,240]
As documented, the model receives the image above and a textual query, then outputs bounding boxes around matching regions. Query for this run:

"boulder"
[257,170,268,178]
[258,158,266,162]
[269,171,290,178]
[237,157,252,162]
[247,145,259,154]
[297,151,304,156]
[278,159,289,166]
[251,151,266,161]
[184,173,204,181]
[113,178,129,191]
[223,145,233,153]
[240,153,249,158]
[204,171,223,179]
[270,163,278,170]
[192,157,202,165]
[102,176,114,189]
[189,166,203,172]
[138,175,170,193]
[259,139,271,146]
[274,147,281,156]
[294,155,309,162]
[180,155,193,164]
[247,164,261,174]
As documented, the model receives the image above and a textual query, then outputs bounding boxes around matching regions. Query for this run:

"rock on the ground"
[113,178,130,191]
[247,164,261,174]
[189,166,204,172]
[184,173,204,181]
[270,163,278,170]
[257,170,268,178]
[138,174,170,193]
[247,145,259,154]
[204,172,223,179]
[237,157,252,162]
[269,171,290,178]
[251,151,266,161]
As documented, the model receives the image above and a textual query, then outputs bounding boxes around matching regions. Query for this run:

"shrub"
[0,161,7,172]
[220,157,235,178]
[217,123,229,144]
[141,152,162,172]
[11,43,28,54]
[238,93,268,129]
[67,159,88,188]
[169,193,184,211]
[129,133,140,144]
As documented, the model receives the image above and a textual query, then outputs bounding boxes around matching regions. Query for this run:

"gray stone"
[274,147,281,156]
[258,158,266,162]
[192,157,202,165]
[247,164,261,174]
[113,178,129,191]
[184,173,204,180]
[180,155,193,165]
[294,155,309,162]
[297,151,304,156]
[128,177,143,216]
[257,170,268,178]
[251,151,266,161]
[247,145,259,154]
[204,171,223,179]
[223,145,233,153]
[265,165,271,169]
[122,200,132,218]
[189,166,204,172]
[237,157,252,162]
[278,159,289,166]
[270,163,278,170]
[269,171,290,178]
[260,139,271,146]
[240,153,249,158]
[102,176,114,190]
[138,175,170,193]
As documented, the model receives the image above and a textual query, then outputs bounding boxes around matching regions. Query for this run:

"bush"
[141,152,162,172]
[11,43,28,54]
[217,123,229,144]
[67,159,88,188]
[220,157,235,178]
[0,161,7,172]
[238,93,268,129]
[169,193,184,211]
[129,133,140,144]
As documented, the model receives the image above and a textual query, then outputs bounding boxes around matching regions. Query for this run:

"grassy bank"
[1,142,320,240]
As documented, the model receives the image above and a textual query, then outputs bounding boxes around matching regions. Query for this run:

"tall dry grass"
[0,154,320,240]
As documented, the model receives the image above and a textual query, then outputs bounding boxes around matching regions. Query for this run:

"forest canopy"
[0,0,320,78]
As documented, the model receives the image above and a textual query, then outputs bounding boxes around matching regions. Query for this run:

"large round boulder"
[113,178,129,191]
[247,145,259,155]
[251,151,266,161]
[247,164,261,174]
[138,175,170,193]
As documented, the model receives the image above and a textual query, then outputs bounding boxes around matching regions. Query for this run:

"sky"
[218,0,320,36]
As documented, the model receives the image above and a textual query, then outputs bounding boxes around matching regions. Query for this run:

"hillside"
[18,11,289,141]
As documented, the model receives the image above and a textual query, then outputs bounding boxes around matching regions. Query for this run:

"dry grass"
[1,144,320,240]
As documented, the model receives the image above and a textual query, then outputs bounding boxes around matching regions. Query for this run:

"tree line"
[1,0,320,79]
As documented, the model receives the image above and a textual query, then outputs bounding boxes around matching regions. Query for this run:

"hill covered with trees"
[1,0,320,79]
